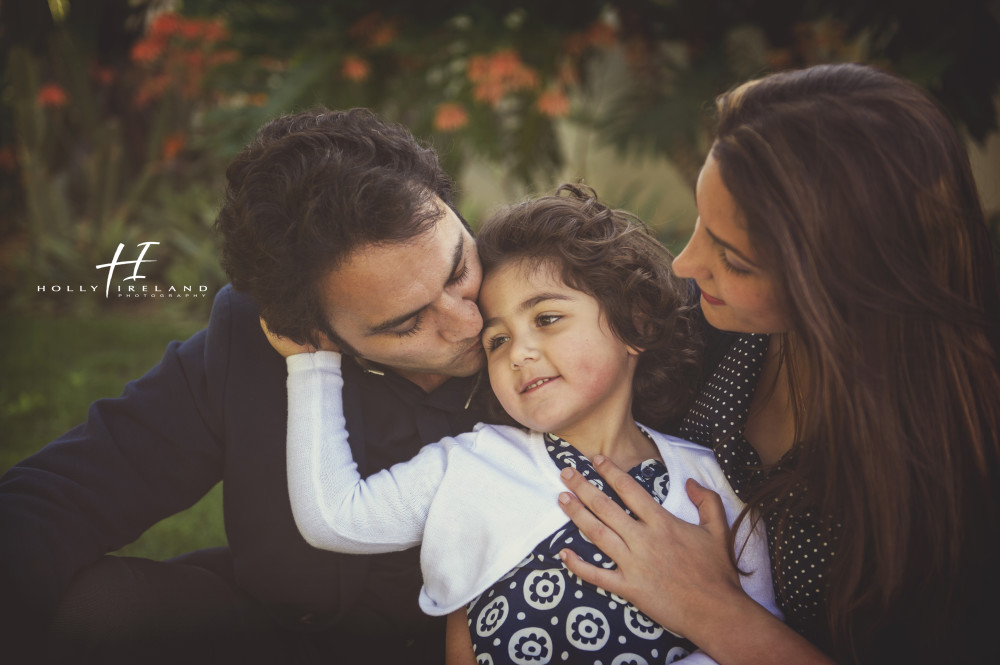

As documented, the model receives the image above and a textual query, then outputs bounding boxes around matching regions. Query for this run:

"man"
[0,108,485,663]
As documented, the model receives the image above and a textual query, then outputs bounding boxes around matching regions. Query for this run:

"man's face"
[318,197,485,391]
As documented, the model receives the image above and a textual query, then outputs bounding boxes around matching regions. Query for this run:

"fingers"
[259,317,322,358]
[685,478,729,532]
[591,455,673,524]
[558,466,645,544]
[557,546,625,595]
[557,484,631,561]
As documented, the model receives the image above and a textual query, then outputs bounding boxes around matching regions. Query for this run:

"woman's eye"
[536,314,561,327]
[718,249,752,275]
[486,334,509,351]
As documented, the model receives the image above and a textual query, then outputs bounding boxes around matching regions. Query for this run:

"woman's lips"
[701,291,725,306]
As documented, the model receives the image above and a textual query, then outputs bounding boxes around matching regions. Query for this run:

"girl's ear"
[628,308,650,356]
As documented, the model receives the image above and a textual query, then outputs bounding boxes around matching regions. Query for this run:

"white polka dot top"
[678,333,836,646]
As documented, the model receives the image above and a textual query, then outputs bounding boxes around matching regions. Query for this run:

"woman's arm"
[557,457,834,665]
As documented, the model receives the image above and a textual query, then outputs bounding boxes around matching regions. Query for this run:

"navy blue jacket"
[0,285,477,654]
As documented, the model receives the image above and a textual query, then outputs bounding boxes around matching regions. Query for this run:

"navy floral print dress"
[464,433,698,665]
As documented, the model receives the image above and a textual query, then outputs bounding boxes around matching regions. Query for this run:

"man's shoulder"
[207,284,258,328]
[202,284,267,350]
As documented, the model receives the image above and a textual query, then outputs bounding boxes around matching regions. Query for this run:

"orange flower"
[342,56,371,82]
[131,38,164,64]
[467,50,539,107]
[433,103,469,132]
[36,83,69,108]
[179,18,204,41]
[536,88,570,117]
[370,23,398,48]
[134,74,169,108]
[150,12,184,39]
[349,13,397,48]
[161,132,186,161]
[248,92,269,107]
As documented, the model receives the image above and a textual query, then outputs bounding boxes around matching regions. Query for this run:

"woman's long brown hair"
[712,64,1000,660]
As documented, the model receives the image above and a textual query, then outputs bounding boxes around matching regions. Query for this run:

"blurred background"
[2,0,999,559]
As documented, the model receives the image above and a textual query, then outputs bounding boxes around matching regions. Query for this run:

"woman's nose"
[672,220,710,281]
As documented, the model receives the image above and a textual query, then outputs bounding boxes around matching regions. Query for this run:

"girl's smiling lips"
[519,376,558,394]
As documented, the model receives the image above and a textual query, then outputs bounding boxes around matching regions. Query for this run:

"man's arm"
[285,351,455,553]
[0,288,235,657]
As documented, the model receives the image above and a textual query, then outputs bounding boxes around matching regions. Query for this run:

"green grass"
[0,305,226,559]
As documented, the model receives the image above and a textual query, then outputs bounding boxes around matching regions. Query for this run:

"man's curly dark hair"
[214,107,456,347]
[475,184,704,428]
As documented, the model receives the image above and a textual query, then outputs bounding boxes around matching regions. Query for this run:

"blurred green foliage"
[2,0,998,316]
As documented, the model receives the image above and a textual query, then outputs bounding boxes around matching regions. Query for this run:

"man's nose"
[441,296,483,343]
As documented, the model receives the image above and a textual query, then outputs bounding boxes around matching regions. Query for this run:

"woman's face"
[673,153,791,334]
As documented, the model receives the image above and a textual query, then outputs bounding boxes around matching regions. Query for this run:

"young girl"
[272,185,781,664]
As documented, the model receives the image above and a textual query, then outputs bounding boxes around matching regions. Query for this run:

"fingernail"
[558,550,567,561]
[560,467,574,480]
[558,492,570,505]
[593,454,606,466]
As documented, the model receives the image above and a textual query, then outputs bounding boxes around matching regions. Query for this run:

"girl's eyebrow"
[483,293,573,328]
[703,226,760,268]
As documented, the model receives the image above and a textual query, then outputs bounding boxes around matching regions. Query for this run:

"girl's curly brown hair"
[475,184,703,428]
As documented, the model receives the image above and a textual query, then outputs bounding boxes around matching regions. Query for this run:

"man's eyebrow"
[483,293,573,329]
[365,229,466,336]
[704,226,760,268]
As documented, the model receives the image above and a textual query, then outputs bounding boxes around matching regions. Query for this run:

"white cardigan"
[286,352,780,623]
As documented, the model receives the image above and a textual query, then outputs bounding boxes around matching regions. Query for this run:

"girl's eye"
[393,312,425,338]
[718,249,752,275]
[536,314,561,327]
[485,334,509,351]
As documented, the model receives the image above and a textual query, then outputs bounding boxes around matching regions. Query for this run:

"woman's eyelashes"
[718,248,752,275]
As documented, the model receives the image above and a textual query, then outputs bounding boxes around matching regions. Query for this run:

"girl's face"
[673,153,791,334]
[479,260,639,440]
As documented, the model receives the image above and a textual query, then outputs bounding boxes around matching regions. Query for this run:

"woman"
[556,63,1000,664]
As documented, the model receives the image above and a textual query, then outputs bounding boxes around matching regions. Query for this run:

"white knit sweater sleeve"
[285,351,454,554]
